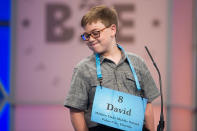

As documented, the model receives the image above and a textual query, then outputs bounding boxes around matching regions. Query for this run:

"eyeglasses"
[81,27,109,41]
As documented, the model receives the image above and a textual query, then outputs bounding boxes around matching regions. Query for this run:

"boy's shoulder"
[75,54,95,69]
[126,51,147,71]
[126,52,144,62]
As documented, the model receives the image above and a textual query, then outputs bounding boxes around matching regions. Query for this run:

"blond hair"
[81,5,118,29]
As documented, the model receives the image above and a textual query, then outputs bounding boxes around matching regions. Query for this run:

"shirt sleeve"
[64,67,89,110]
[140,60,160,103]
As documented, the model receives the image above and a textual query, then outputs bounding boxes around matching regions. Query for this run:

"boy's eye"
[84,33,90,38]
[91,31,100,36]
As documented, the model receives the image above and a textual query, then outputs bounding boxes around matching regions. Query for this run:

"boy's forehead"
[84,21,105,31]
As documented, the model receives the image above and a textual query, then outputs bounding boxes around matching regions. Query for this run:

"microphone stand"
[145,46,165,131]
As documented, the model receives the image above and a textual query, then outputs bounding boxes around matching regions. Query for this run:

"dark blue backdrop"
[0,0,11,131]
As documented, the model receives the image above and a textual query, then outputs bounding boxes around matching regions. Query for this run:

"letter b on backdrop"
[46,4,74,42]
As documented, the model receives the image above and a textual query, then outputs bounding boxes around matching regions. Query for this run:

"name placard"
[91,86,147,131]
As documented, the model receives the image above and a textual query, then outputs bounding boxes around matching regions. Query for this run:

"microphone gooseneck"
[145,46,165,131]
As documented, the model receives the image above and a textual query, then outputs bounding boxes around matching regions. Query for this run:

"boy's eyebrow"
[84,28,101,34]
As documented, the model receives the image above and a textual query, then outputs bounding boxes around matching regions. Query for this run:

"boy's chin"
[93,50,103,54]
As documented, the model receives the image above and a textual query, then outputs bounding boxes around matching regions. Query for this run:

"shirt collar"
[98,48,127,64]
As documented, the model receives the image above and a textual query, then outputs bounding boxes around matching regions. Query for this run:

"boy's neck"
[101,42,122,65]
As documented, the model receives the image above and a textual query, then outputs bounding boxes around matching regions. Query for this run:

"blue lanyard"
[95,44,141,91]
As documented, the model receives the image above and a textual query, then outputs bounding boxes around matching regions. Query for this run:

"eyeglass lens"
[81,30,100,41]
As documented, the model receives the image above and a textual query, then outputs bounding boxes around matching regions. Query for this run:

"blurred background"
[0,0,196,130]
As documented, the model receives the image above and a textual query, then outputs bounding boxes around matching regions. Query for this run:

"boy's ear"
[110,24,117,36]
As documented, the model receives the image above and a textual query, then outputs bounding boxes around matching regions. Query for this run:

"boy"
[64,5,160,131]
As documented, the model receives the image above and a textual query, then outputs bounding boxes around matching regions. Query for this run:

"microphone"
[145,46,165,131]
